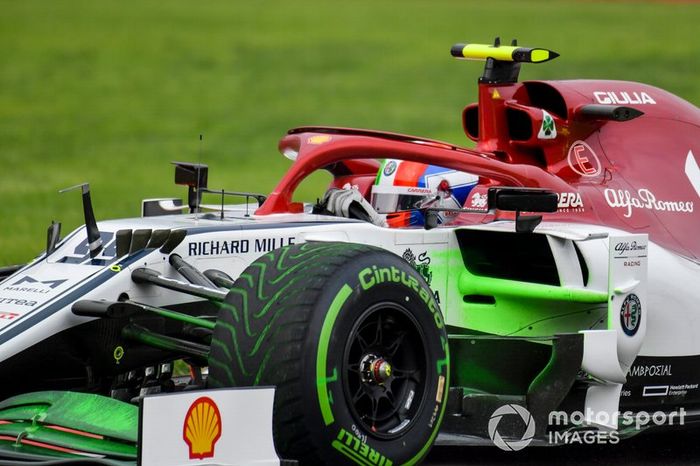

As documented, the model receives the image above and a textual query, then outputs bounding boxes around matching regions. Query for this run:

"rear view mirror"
[173,162,208,189]
[172,162,208,213]
[488,187,558,213]
[421,187,558,232]
[488,187,558,233]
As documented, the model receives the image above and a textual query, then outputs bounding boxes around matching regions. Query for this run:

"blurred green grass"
[1,0,699,264]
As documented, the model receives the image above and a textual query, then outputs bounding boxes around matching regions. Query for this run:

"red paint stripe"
[46,425,104,440]
[394,162,428,186]
[386,211,412,227]
[0,435,104,458]
[0,421,104,439]
[20,438,103,457]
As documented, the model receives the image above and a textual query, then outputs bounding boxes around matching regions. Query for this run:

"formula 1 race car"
[0,39,698,465]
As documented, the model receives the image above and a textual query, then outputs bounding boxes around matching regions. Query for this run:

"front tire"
[209,242,449,465]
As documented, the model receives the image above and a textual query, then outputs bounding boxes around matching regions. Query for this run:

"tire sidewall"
[300,248,449,466]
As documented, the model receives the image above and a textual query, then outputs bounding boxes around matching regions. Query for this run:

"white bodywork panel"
[140,387,279,466]
[580,234,648,430]
[0,209,698,375]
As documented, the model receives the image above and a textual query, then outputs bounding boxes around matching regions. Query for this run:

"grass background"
[1,0,699,265]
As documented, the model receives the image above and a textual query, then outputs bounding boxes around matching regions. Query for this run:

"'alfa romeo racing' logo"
[620,293,642,336]
[488,404,536,451]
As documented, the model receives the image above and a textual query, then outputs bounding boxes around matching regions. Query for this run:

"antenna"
[195,134,203,221]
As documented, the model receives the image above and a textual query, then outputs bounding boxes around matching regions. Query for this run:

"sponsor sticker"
[140,388,278,466]
[538,110,557,139]
[642,385,669,397]
[556,192,584,212]
[3,276,67,294]
[383,160,398,177]
[0,312,19,320]
[614,240,647,257]
[188,236,295,256]
[183,397,222,460]
[469,192,488,209]
[406,187,432,194]
[604,188,694,218]
[614,240,646,267]
[402,248,433,286]
[0,297,37,307]
[567,141,601,177]
[628,364,672,377]
[669,384,699,397]
[593,91,656,105]
[620,293,642,337]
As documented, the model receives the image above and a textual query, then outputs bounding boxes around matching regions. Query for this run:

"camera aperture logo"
[488,405,687,450]
[488,404,536,451]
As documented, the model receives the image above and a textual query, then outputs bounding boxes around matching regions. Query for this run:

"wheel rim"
[343,302,429,439]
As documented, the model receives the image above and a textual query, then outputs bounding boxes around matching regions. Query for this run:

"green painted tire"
[209,242,449,465]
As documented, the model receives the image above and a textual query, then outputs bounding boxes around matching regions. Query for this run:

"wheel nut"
[371,359,392,384]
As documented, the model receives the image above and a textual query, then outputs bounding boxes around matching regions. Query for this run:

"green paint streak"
[251,261,270,300]
[460,269,607,303]
[0,422,136,457]
[239,272,254,288]
[251,244,332,306]
[207,357,236,387]
[255,272,304,318]
[227,288,252,337]
[141,304,215,330]
[249,322,275,356]
[212,325,249,376]
[0,392,137,443]
[317,284,352,426]
[436,336,448,374]
[456,265,608,336]
[274,245,292,271]
[0,441,74,459]
[214,245,341,385]
[249,281,311,357]
[325,367,338,383]
[375,159,387,185]
[218,300,240,323]
[254,348,274,385]
[449,356,509,394]
[428,245,609,337]
[268,246,339,289]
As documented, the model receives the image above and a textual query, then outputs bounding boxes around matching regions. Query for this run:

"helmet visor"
[370,185,435,214]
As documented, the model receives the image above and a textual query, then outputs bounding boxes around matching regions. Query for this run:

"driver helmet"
[371,159,478,227]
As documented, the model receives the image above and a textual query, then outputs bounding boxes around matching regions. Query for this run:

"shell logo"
[182,396,222,460]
